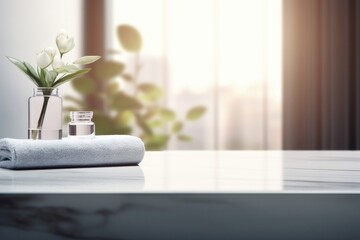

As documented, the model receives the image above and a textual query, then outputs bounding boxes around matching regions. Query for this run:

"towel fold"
[0,135,145,170]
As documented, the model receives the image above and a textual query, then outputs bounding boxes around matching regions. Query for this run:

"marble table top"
[1,151,360,193]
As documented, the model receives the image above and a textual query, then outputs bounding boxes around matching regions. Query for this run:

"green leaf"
[144,135,169,150]
[122,73,133,82]
[138,83,159,93]
[93,112,115,135]
[172,121,183,133]
[44,70,58,86]
[186,106,206,121]
[24,62,39,80]
[6,57,42,86]
[72,76,97,95]
[95,61,125,79]
[112,92,142,110]
[116,110,134,126]
[159,108,176,121]
[117,24,142,52]
[52,68,91,88]
[147,120,162,128]
[138,83,163,102]
[106,82,120,95]
[6,56,27,72]
[24,62,43,87]
[178,134,192,142]
[135,113,153,135]
[73,56,101,65]
[39,68,47,86]
[143,108,159,120]
[116,126,132,135]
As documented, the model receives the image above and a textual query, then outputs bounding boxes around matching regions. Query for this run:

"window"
[106,0,282,149]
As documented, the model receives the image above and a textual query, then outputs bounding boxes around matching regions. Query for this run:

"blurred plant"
[7,30,100,139]
[66,24,206,150]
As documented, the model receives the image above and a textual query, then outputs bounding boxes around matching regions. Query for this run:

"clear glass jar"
[68,111,95,139]
[28,87,62,140]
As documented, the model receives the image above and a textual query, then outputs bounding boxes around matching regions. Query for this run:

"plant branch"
[31,95,50,139]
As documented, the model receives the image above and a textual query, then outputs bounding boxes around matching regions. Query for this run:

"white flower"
[52,57,79,73]
[36,47,56,69]
[56,29,75,56]
[52,57,65,72]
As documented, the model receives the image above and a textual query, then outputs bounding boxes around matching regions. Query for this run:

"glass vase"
[28,87,62,140]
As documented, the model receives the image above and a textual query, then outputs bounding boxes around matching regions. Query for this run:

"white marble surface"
[1,151,360,193]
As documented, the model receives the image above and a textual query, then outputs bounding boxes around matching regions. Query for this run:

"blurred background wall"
[0,0,282,150]
[1,0,359,150]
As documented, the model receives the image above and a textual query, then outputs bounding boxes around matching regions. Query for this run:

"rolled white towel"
[0,135,145,170]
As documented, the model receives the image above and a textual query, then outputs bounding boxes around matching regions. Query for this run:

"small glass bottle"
[28,87,62,140]
[68,111,95,139]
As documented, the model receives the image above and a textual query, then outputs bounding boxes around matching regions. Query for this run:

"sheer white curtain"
[106,0,282,150]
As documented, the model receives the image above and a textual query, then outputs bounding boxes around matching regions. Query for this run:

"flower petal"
[73,56,101,65]
[56,30,75,54]
[36,51,52,69]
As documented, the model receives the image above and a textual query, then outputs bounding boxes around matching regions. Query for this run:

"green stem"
[31,96,50,139]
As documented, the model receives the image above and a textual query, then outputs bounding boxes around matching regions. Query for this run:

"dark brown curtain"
[283,0,360,149]
[83,0,106,111]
